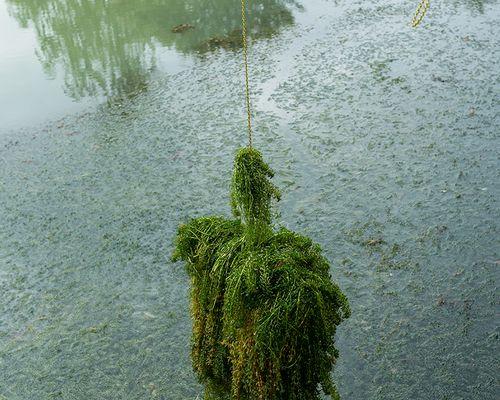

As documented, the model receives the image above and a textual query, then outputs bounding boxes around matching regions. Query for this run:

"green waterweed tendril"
[173,149,350,399]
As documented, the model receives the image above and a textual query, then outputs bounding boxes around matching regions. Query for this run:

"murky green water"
[0,0,499,399]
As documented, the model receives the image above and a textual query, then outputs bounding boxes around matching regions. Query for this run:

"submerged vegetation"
[173,148,350,399]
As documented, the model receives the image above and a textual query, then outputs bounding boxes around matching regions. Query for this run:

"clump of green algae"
[173,148,350,400]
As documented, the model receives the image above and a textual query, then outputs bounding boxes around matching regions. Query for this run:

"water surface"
[0,0,295,130]
[0,0,499,399]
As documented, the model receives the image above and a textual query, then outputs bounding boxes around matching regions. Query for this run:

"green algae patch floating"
[173,148,350,400]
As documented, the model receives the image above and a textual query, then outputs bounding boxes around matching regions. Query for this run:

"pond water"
[0,0,295,130]
[0,0,499,399]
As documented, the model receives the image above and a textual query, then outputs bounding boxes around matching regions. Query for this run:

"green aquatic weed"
[173,148,350,399]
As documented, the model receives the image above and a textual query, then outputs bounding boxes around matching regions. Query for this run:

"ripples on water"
[0,0,498,399]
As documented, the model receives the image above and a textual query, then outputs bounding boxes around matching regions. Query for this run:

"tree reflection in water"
[6,0,295,99]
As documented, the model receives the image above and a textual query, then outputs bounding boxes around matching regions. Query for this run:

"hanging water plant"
[172,1,351,399]
[173,1,430,397]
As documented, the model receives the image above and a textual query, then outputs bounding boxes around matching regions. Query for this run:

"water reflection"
[6,0,295,99]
